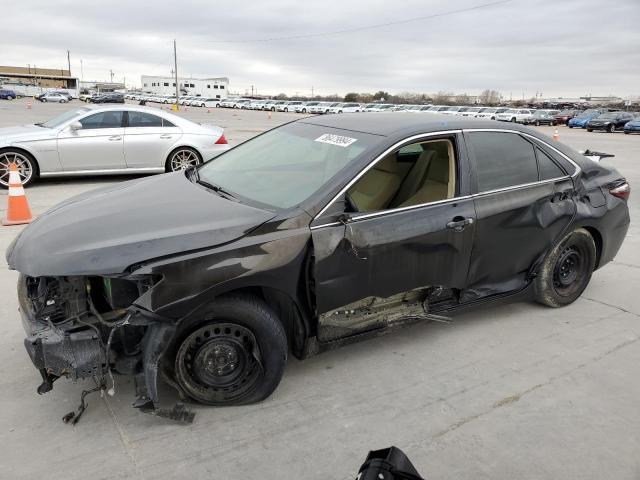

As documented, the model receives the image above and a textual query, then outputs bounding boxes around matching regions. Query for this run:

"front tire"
[0,149,37,188]
[534,228,596,308]
[173,295,287,405]
[608,124,615,133]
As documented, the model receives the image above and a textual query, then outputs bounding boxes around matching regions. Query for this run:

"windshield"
[597,113,618,120]
[197,122,381,209]
[40,108,90,128]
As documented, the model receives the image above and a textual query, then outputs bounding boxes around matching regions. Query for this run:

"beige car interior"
[348,139,456,212]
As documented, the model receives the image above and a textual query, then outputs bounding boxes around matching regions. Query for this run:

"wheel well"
[216,286,308,359]
[0,146,40,176]
[164,146,202,172]
[581,226,603,269]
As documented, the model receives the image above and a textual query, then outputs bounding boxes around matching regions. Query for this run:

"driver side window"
[79,111,124,130]
[347,138,457,212]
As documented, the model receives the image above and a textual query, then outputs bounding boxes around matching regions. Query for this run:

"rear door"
[463,129,576,300]
[57,110,126,170]
[123,111,182,168]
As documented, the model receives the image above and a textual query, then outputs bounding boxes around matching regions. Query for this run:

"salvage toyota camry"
[6,113,630,421]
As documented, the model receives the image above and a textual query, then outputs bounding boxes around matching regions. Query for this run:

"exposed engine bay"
[18,274,193,424]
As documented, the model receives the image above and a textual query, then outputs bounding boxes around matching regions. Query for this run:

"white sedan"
[327,103,363,113]
[0,105,229,187]
[495,108,534,123]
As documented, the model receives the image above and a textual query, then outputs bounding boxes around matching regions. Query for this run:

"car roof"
[299,111,514,136]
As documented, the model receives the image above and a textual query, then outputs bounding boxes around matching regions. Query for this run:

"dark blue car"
[0,89,17,100]
[624,117,640,134]
[568,109,603,128]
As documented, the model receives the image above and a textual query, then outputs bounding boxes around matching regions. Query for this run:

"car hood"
[6,172,277,277]
[0,124,55,144]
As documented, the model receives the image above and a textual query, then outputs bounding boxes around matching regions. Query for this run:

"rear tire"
[534,228,596,308]
[166,147,202,172]
[172,295,287,406]
[587,128,593,132]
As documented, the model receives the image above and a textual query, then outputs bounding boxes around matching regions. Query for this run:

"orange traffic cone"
[2,163,32,226]
[26,101,32,110]
[207,108,211,113]
[552,128,559,141]
[268,111,272,119]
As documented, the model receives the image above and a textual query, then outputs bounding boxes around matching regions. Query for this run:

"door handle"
[446,217,474,232]
[108,135,122,141]
[159,134,173,139]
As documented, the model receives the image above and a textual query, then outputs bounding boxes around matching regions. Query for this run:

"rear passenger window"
[535,147,565,180]
[468,132,538,191]
[127,111,163,127]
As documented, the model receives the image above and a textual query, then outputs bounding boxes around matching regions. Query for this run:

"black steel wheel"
[173,295,287,405]
[535,228,596,307]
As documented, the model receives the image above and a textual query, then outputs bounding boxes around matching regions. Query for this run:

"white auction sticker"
[315,133,358,147]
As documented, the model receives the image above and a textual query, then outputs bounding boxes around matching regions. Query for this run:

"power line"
[205,0,513,44]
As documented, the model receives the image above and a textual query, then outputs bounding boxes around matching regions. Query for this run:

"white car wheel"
[0,150,36,188]
[168,148,201,172]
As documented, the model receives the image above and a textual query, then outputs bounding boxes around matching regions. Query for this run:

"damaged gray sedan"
[6,113,630,422]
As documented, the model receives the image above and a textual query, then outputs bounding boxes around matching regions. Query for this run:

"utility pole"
[173,39,179,109]
[110,70,114,83]
[80,59,84,80]
[311,86,314,98]
[67,50,71,74]
[251,85,254,96]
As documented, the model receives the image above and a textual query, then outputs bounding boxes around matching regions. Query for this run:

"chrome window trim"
[312,130,463,221]
[463,128,581,178]
[310,128,580,231]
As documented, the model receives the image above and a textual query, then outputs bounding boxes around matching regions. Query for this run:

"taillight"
[609,182,630,200]
[215,134,228,145]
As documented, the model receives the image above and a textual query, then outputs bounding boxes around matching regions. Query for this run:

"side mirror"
[338,212,352,225]
[69,121,82,131]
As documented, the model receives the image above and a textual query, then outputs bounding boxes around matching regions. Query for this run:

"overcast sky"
[3,0,639,98]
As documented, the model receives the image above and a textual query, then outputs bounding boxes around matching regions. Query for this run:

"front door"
[57,110,126,171]
[311,134,476,341]
[463,130,576,300]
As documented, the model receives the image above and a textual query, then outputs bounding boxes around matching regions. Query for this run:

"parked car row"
[124,92,226,108]
[115,93,640,134]
[79,92,125,104]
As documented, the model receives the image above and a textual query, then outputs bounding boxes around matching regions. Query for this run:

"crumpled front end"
[17,273,191,423]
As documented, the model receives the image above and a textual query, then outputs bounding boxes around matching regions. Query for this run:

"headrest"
[374,155,398,173]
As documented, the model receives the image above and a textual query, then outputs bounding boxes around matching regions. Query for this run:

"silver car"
[0,105,229,187]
